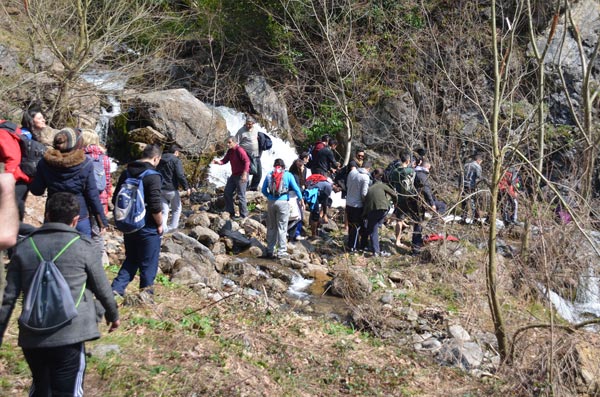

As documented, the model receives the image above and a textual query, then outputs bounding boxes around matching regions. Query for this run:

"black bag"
[0,120,46,178]
[18,236,85,334]
[257,131,272,151]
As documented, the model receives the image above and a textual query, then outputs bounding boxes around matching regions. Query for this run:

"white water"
[95,95,122,145]
[288,274,314,299]
[546,231,600,325]
[208,106,345,207]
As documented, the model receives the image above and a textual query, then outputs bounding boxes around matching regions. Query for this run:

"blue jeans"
[111,226,161,295]
[224,174,248,218]
[76,217,92,238]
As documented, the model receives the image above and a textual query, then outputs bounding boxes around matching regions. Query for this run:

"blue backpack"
[114,169,160,233]
[88,154,107,192]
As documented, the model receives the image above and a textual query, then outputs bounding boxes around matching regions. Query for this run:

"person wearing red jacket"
[0,121,32,220]
[212,136,251,219]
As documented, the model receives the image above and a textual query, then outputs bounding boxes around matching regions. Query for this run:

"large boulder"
[245,75,291,135]
[124,88,228,155]
[0,44,21,77]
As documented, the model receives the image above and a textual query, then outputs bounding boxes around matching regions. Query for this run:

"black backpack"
[257,131,272,151]
[18,236,84,334]
[0,120,46,178]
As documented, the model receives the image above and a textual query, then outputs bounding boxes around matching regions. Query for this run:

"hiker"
[307,134,330,173]
[261,159,304,259]
[0,172,18,250]
[111,144,163,299]
[236,115,262,191]
[81,129,113,266]
[0,192,120,397]
[412,160,437,253]
[20,106,56,147]
[345,160,372,252]
[361,168,397,257]
[30,128,108,237]
[212,136,251,219]
[460,153,483,222]
[498,167,521,225]
[157,144,190,233]
[81,129,112,215]
[304,174,333,238]
[0,120,33,220]
[311,138,339,177]
[288,156,308,241]
[389,150,416,249]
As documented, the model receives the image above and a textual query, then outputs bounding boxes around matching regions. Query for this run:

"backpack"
[257,131,272,151]
[390,166,416,198]
[267,166,288,197]
[88,154,107,192]
[383,159,402,184]
[113,169,161,233]
[0,120,46,178]
[333,165,349,193]
[18,236,84,334]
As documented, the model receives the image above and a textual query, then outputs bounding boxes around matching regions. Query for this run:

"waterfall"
[81,71,127,145]
[209,106,345,207]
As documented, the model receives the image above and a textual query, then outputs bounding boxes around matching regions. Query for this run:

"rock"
[158,252,182,274]
[265,278,288,294]
[244,75,291,134]
[438,340,484,371]
[25,46,64,74]
[380,293,394,304]
[172,232,215,264]
[124,88,228,155]
[448,324,471,342]
[90,344,121,359]
[128,126,167,145]
[415,338,443,352]
[329,268,372,300]
[185,212,211,228]
[162,239,185,256]
[400,307,419,322]
[0,44,21,76]
[241,217,267,238]
[389,271,403,283]
[190,225,220,246]
[212,241,227,256]
[171,257,221,289]
[574,336,600,393]
[360,94,418,151]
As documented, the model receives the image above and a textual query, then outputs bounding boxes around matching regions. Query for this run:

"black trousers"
[346,205,364,250]
[22,342,86,397]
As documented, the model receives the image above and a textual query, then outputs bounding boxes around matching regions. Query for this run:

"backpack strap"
[28,235,86,306]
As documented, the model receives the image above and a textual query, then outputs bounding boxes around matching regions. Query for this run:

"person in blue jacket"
[261,158,304,259]
[30,128,108,237]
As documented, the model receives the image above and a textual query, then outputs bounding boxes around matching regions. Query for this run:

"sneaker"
[378,251,391,257]
[295,236,306,241]
[259,253,275,259]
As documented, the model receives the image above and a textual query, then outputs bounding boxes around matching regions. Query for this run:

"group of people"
[0,105,194,395]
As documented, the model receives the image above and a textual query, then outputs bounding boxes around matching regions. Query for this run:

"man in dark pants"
[112,144,163,298]
[0,192,119,397]
[412,160,436,254]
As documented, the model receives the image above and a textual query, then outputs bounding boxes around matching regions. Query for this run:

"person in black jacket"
[412,160,436,253]
[157,144,190,233]
[111,144,163,298]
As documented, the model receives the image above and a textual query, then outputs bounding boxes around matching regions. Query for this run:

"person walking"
[30,128,108,237]
[157,144,190,233]
[412,160,436,253]
[460,153,483,223]
[0,120,32,220]
[236,115,262,191]
[361,168,397,257]
[261,159,304,259]
[389,150,416,249]
[312,138,339,178]
[212,137,251,219]
[0,192,119,397]
[111,144,163,298]
[345,161,371,252]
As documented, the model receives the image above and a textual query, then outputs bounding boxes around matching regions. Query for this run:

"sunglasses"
[357,155,365,159]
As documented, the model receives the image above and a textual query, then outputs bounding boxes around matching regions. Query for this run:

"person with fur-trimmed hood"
[30,128,108,237]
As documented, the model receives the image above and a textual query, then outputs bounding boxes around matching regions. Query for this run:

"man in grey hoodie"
[0,192,119,397]
[345,161,372,251]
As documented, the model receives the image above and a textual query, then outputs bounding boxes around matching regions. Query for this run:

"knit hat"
[53,128,83,152]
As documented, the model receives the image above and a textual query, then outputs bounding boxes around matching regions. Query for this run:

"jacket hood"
[44,148,86,169]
